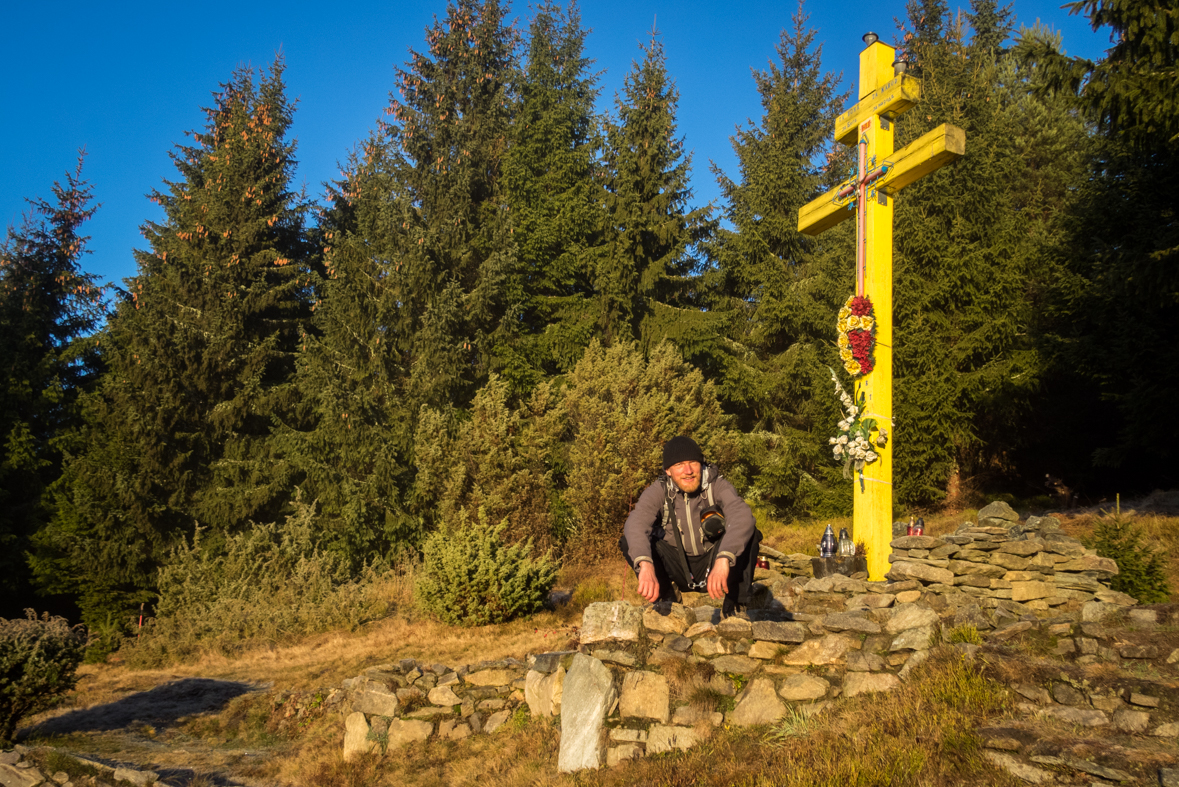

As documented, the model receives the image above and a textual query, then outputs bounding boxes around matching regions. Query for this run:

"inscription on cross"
[798,33,965,581]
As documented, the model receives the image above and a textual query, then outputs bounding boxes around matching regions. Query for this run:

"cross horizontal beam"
[834,75,921,146]
[797,123,966,237]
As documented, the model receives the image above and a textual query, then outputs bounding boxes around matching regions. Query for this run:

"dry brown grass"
[254,649,1018,787]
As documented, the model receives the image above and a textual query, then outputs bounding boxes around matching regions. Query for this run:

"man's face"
[667,460,702,493]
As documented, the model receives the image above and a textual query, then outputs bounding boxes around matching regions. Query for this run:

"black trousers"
[619,528,762,614]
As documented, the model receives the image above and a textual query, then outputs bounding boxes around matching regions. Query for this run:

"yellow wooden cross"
[798,34,965,580]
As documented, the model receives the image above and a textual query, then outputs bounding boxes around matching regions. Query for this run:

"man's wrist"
[718,551,736,567]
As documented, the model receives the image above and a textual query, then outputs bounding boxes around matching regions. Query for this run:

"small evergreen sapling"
[0,611,87,744]
[1085,516,1171,604]
[415,508,557,626]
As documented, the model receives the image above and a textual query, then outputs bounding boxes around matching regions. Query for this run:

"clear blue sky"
[1,0,1110,288]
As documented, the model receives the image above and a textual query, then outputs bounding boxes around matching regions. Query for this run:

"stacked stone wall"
[336,503,1178,775]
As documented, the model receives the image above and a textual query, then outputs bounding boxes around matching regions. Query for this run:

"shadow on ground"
[29,678,259,735]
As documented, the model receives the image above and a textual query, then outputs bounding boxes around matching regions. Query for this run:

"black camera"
[700,505,726,542]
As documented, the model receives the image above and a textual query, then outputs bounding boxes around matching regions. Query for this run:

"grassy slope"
[22,510,1179,787]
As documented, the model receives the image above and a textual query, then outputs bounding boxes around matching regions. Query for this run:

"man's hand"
[637,561,660,603]
[707,558,730,600]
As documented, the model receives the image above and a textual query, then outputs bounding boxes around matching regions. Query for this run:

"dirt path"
[24,676,282,787]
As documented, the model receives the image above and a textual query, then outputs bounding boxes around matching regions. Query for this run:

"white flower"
[865,451,878,462]
[848,406,858,416]
[837,420,849,431]
[838,436,848,445]
[829,437,838,445]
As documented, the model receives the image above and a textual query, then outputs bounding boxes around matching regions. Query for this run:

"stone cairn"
[337,501,1178,776]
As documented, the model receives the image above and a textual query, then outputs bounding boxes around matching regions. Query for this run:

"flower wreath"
[837,295,876,377]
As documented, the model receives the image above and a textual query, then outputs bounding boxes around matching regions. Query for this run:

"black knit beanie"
[662,435,704,469]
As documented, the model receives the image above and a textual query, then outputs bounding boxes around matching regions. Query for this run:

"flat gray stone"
[558,654,616,772]
[580,601,643,645]
[781,634,857,665]
[647,724,703,753]
[112,769,158,787]
[619,671,669,723]
[528,651,574,673]
[1113,709,1150,733]
[983,751,1052,783]
[710,655,760,675]
[751,620,806,643]
[1160,767,1179,787]
[1153,722,1179,738]
[464,668,519,687]
[843,672,901,698]
[890,626,935,652]
[996,540,1045,556]
[885,604,940,634]
[1118,644,1160,659]
[728,678,786,726]
[778,673,829,701]
[890,536,946,550]
[887,561,954,584]
[0,763,47,787]
[1036,706,1109,726]
[823,613,881,634]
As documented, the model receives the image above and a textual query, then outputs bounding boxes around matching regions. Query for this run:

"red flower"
[849,296,872,317]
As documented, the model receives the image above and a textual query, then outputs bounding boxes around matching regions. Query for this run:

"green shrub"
[1085,515,1171,603]
[0,611,87,744]
[415,508,557,626]
[128,495,396,667]
[947,624,983,645]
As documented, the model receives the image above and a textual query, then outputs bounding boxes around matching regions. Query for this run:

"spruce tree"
[36,61,313,625]
[704,7,851,515]
[1015,0,1178,491]
[501,0,602,386]
[288,0,520,556]
[889,1,1041,504]
[0,157,104,611]
[593,32,713,349]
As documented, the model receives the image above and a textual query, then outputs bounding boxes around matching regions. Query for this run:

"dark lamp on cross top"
[797,33,965,580]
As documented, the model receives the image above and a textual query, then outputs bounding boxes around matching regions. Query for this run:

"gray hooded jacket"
[623,464,756,569]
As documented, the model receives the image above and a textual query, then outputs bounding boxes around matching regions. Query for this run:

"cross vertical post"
[798,34,965,580]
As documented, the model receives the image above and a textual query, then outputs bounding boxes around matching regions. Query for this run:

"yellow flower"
[838,306,851,321]
[846,315,861,330]
[840,348,853,362]
[846,359,861,375]
[860,317,874,331]
[837,319,849,333]
[838,333,849,348]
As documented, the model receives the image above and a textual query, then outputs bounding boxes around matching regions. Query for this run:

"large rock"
[884,604,940,634]
[710,655,760,675]
[343,712,378,761]
[989,553,1031,572]
[778,673,829,701]
[977,501,1019,523]
[643,603,693,635]
[558,654,617,772]
[890,535,946,550]
[619,671,669,723]
[887,561,953,584]
[751,620,807,643]
[781,634,857,665]
[113,769,159,787]
[525,666,565,717]
[647,724,703,753]
[1113,709,1151,733]
[581,601,643,645]
[843,672,901,698]
[728,678,786,726]
[353,688,400,717]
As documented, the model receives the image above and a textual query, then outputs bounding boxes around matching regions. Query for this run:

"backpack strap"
[663,473,714,591]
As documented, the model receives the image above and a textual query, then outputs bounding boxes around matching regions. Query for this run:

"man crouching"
[619,435,762,617]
